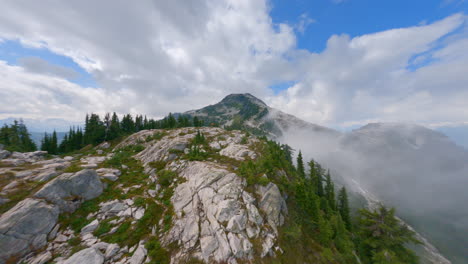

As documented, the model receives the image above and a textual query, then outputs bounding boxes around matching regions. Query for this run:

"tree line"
[41,112,205,154]
[249,139,420,263]
[0,120,37,152]
[293,150,420,263]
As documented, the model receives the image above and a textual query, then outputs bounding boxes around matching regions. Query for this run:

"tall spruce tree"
[358,205,420,264]
[50,131,58,154]
[108,112,121,140]
[325,170,336,210]
[296,150,305,179]
[121,114,135,133]
[315,162,325,197]
[337,187,352,230]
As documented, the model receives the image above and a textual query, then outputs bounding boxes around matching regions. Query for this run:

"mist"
[278,123,468,264]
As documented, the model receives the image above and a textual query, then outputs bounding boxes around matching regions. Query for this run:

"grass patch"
[148,160,167,171]
[157,170,178,187]
[59,199,99,233]
[145,236,170,264]
[67,236,81,247]
[146,131,167,142]
[168,148,184,155]
[134,197,146,207]
[102,201,165,247]
[63,162,82,173]
[93,218,114,237]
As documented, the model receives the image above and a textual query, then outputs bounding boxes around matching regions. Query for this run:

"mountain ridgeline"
[1,126,420,264]
[0,93,466,263]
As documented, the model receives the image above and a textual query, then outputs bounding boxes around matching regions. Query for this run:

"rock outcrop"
[0,198,59,264]
[63,247,104,264]
[164,162,285,262]
[0,127,292,264]
[34,169,104,212]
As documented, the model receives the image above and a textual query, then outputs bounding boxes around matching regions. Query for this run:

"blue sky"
[0,40,96,87]
[269,0,468,52]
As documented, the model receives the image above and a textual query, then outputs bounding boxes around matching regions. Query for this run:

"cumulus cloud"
[267,13,468,128]
[0,0,298,121]
[0,0,467,130]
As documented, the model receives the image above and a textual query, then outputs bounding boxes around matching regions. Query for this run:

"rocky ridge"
[0,127,290,264]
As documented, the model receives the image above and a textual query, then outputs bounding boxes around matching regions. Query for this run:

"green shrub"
[192,130,206,145]
[158,170,177,187]
[186,146,208,161]
[145,236,170,264]
[240,136,248,144]
[148,160,167,171]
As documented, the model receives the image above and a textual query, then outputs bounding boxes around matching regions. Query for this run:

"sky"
[0,0,467,145]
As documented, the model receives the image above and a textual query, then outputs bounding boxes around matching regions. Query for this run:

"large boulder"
[63,247,104,264]
[34,169,104,212]
[0,198,59,264]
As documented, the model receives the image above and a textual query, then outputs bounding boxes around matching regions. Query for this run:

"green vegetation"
[59,199,99,232]
[42,110,205,155]
[0,120,36,152]
[93,218,114,237]
[145,236,170,264]
[242,137,420,263]
[357,206,420,264]
[157,170,177,187]
[146,131,167,142]
[148,160,167,171]
[185,146,208,161]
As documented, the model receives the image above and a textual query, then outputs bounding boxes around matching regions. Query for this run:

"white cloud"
[0,1,467,131]
[267,13,468,128]
[295,13,316,34]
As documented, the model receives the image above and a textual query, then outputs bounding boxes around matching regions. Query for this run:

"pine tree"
[85,113,106,145]
[0,120,36,152]
[338,187,352,231]
[358,205,420,264]
[296,151,305,179]
[135,115,143,131]
[50,131,58,154]
[167,113,176,128]
[325,170,336,210]
[315,162,324,197]
[41,133,50,152]
[193,116,200,127]
[317,212,333,245]
[108,112,121,140]
[121,114,135,133]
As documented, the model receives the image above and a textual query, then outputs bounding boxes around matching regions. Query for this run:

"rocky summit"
[0,127,302,264]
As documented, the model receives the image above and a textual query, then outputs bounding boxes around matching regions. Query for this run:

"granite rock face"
[62,248,104,264]
[164,160,286,263]
[0,198,59,264]
[34,169,104,212]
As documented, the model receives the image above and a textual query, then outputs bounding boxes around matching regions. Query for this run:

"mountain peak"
[220,93,267,107]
